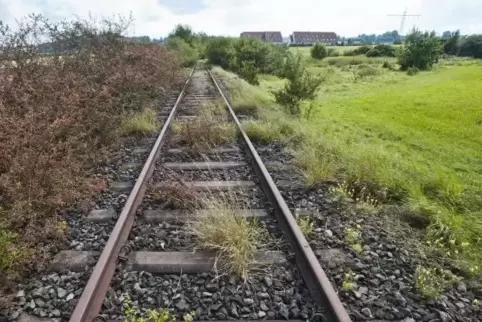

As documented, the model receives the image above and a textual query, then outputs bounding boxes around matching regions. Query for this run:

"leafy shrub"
[205,36,287,82]
[274,53,324,116]
[398,29,442,70]
[237,61,259,85]
[205,37,236,69]
[459,34,482,58]
[442,30,461,55]
[382,61,393,69]
[356,65,380,79]
[366,44,396,57]
[311,43,328,60]
[0,15,180,289]
[407,67,420,76]
[327,48,340,57]
[166,36,198,67]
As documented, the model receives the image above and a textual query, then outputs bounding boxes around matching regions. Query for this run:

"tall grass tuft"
[189,198,264,278]
[120,108,160,135]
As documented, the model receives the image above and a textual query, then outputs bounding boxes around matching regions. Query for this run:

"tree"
[169,24,196,46]
[443,30,460,55]
[311,43,327,60]
[398,29,442,70]
[459,34,482,58]
[274,53,324,117]
[205,37,236,69]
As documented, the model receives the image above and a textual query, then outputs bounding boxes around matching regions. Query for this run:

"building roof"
[292,31,337,43]
[240,31,283,43]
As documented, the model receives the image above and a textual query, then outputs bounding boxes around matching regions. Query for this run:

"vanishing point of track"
[69,67,352,322]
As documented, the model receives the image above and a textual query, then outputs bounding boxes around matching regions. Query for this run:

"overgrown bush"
[344,45,372,56]
[398,29,442,70]
[205,36,287,82]
[459,34,482,58]
[442,30,461,56]
[366,44,396,57]
[166,36,198,67]
[274,53,324,116]
[311,43,327,60]
[327,48,340,57]
[0,14,180,291]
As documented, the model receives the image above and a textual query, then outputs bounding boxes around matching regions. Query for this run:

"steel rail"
[207,69,352,322]
[70,69,195,322]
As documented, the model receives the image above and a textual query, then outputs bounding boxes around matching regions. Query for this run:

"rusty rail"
[69,69,195,322]
[207,69,352,322]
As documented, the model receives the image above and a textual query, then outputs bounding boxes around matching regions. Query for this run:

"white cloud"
[1,0,481,37]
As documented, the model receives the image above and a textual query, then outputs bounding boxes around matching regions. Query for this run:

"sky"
[1,0,481,38]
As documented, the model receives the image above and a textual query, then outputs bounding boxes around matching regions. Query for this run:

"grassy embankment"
[213,55,482,273]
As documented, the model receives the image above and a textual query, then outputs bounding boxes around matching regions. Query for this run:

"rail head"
[69,68,195,322]
[207,68,352,322]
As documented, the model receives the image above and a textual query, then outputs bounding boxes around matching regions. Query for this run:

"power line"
[387,8,421,35]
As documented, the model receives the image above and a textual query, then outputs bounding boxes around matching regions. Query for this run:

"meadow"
[217,52,482,270]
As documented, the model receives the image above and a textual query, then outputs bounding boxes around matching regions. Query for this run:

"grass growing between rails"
[189,198,265,278]
[215,63,482,275]
[120,108,160,135]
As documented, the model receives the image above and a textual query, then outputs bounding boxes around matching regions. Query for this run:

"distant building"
[240,31,283,44]
[290,31,337,46]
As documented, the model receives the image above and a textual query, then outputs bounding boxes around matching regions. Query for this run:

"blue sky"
[1,0,481,37]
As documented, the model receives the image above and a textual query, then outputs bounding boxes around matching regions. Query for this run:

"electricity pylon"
[388,8,421,35]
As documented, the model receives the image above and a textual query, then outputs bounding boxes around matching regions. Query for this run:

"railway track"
[22,68,351,322]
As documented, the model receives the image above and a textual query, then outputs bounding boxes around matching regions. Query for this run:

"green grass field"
[216,56,482,271]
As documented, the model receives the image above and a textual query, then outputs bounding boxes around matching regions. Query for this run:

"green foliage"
[344,45,372,56]
[274,53,324,116]
[398,29,442,70]
[237,60,259,85]
[166,37,198,67]
[366,44,396,57]
[205,37,287,82]
[123,295,193,322]
[311,43,328,60]
[442,30,460,55]
[205,37,236,69]
[0,228,27,272]
[459,34,482,58]
[342,270,358,291]
[356,65,380,79]
[407,67,420,76]
[168,24,196,47]
[326,48,340,57]
[295,214,314,236]
[414,266,457,299]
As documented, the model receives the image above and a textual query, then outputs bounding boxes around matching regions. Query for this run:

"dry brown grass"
[172,113,237,152]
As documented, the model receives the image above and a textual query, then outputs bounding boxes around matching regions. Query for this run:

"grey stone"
[56,288,67,299]
[279,303,289,319]
[361,308,372,317]
[358,286,368,295]
[316,248,348,268]
[437,310,451,322]
[244,298,254,305]
[202,292,212,297]
[264,276,272,287]
[457,282,467,293]
[16,290,25,298]
[66,293,75,301]
[176,299,187,310]
[51,309,61,317]
[260,302,269,311]
[258,311,266,318]
[34,299,45,308]
[325,229,333,237]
